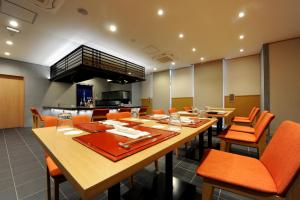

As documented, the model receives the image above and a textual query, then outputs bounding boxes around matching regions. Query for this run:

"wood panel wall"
[171,97,193,111]
[141,98,152,114]
[0,74,24,128]
[225,95,260,117]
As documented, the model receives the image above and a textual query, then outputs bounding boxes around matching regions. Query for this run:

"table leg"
[216,118,223,134]
[108,182,120,200]
[165,152,173,200]
[207,127,212,148]
[199,133,204,160]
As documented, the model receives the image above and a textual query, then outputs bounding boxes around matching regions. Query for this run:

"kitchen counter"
[43,105,141,110]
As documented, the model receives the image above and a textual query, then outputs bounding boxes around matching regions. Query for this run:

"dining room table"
[32,117,217,200]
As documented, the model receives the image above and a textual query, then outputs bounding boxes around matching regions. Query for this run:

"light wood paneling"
[172,97,193,111]
[0,74,24,128]
[225,95,260,117]
[141,98,152,114]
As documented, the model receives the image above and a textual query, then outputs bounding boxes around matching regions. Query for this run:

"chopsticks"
[118,133,162,149]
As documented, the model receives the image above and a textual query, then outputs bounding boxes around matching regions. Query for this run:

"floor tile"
[16,176,46,199]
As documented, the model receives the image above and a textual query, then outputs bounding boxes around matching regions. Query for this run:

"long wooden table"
[32,118,217,200]
[205,108,235,134]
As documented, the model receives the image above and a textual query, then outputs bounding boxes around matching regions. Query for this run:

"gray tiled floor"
[0,128,254,200]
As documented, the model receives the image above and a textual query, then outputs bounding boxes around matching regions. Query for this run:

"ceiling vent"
[27,0,65,12]
[153,52,174,63]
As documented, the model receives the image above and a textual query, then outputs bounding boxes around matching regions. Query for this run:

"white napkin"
[177,111,189,114]
[180,117,193,123]
[102,120,128,126]
[106,125,149,139]
[64,130,83,135]
[152,114,169,120]
[57,127,74,132]
[152,125,166,129]
[141,119,151,122]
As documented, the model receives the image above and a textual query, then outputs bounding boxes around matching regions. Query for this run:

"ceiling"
[0,0,299,73]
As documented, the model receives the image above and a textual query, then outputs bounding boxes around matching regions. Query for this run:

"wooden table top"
[32,118,217,200]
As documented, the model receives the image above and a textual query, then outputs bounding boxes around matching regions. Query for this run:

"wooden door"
[141,98,152,114]
[0,74,24,128]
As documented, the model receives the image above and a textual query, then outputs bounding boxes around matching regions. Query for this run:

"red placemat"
[73,126,179,161]
[74,123,113,133]
[158,118,211,128]
[117,120,143,127]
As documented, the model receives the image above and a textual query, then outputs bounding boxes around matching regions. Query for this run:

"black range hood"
[50,45,145,84]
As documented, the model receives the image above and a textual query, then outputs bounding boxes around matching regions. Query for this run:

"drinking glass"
[56,113,73,132]
[168,113,182,133]
[131,108,140,119]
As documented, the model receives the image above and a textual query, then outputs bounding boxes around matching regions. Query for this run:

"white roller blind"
[171,67,193,98]
[153,70,170,112]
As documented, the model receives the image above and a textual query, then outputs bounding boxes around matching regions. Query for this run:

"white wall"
[140,74,153,99]
[224,54,261,96]
[153,70,170,112]
[171,67,193,98]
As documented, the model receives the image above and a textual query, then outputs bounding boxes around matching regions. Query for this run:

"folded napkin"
[102,120,128,126]
[180,117,193,123]
[64,130,83,135]
[152,114,169,120]
[107,125,149,139]
[57,127,74,132]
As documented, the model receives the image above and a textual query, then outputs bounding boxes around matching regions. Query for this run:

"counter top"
[43,106,141,110]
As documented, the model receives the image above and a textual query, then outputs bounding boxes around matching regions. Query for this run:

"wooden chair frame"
[47,167,66,200]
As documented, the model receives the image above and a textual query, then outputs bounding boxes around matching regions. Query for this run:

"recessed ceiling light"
[171,62,175,65]
[153,67,157,71]
[9,20,18,27]
[157,9,164,16]
[238,12,245,18]
[128,72,132,75]
[4,52,10,56]
[107,79,112,82]
[109,24,117,32]
[6,26,20,33]
[77,8,88,15]
[178,33,184,38]
[6,40,13,45]
[239,35,245,40]
[200,57,204,61]
[192,48,196,52]
[240,48,244,52]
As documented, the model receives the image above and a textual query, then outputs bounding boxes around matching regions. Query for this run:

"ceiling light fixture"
[6,26,20,33]
[9,20,18,27]
[109,25,117,32]
[107,79,112,82]
[4,52,10,56]
[192,48,196,52]
[157,9,164,16]
[171,62,175,65]
[240,48,244,52]
[239,35,244,40]
[179,33,184,38]
[238,12,245,18]
[200,57,204,61]
[6,40,13,45]
[128,72,132,75]
[153,67,157,71]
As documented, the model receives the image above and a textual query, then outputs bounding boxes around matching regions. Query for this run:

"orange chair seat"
[197,150,277,194]
[233,118,251,123]
[229,125,255,133]
[233,116,249,120]
[220,130,257,142]
[46,156,63,177]
[42,116,58,127]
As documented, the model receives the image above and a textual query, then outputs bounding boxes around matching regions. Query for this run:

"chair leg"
[129,176,134,188]
[54,177,60,200]
[202,181,214,200]
[154,160,159,172]
[46,167,51,200]
[226,142,231,152]
[220,140,227,151]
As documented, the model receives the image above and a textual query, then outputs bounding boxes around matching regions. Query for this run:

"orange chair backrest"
[30,107,43,121]
[260,121,300,196]
[254,112,275,140]
[254,111,269,129]
[43,116,58,127]
[106,112,131,120]
[168,108,177,114]
[183,106,192,111]
[152,109,165,114]
[247,106,256,118]
[72,115,90,126]
[119,108,132,112]
[249,107,260,121]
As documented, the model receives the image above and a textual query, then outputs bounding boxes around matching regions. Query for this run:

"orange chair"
[30,107,57,128]
[119,107,132,112]
[232,107,260,126]
[106,112,131,119]
[183,106,192,111]
[219,112,275,157]
[197,120,300,200]
[139,107,148,116]
[152,109,165,114]
[168,107,177,114]
[72,115,90,126]
[91,109,109,121]
[43,118,66,200]
[229,111,268,133]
